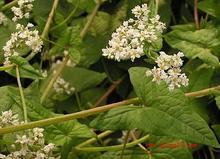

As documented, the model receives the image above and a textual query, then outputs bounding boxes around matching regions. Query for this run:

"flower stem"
[1,0,18,11]
[0,98,139,135]
[41,0,60,39]
[16,66,28,123]
[75,135,150,152]
[194,0,200,29]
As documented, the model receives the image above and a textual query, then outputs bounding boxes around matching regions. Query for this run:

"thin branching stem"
[75,135,150,152]
[16,66,28,123]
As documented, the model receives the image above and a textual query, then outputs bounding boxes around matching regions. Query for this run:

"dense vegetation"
[0,0,220,158]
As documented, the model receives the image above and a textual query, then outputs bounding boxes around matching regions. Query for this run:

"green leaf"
[165,28,220,67]
[0,86,23,121]
[187,65,214,92]
[61,67,106,92]
[91,67,219,147]
[68,47,81,64]
[198,0,220,18]
[7,56,43,79]
[89,12,111,36]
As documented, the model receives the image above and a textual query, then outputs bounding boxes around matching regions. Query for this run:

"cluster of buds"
[102,4,166,61]
[3,23,43,66]
[148,51,189,90]
[11,0,34,22]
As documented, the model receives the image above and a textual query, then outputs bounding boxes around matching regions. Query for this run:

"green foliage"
[165,27,220,67]
[1,0,220,158]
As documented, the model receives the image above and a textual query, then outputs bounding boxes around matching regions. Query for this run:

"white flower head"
[11,0,34,22]
[149,51,189,91]
[3,23,43,66]
[102,3,166,62]
[0,127,58,158]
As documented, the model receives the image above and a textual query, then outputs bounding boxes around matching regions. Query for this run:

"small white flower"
[43,143,55,154]
[0,12,7,25]
[149,51,189,91]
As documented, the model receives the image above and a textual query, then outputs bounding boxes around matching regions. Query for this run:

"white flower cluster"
[3,23,43,66]
[148,51,189,91]
[0,109,19,128]
[0,128,59,159]
[53,77,75,95]
[0,12,7,25]
[11,0,34,22]
[102,4,166,61]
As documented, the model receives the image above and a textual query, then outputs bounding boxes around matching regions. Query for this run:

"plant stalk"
[16,66,28,123]
[75,135,150,152]
[41,0,60,39]
[0,98,139,135]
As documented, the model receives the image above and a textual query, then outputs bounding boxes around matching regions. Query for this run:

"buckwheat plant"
[102,4,166,61]
[147,51,189,90]
[11,0,34,22]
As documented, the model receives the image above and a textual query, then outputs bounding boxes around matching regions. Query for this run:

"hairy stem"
[1,0,18,11]
[41,0,60,39]
[194,0,200,29]
[75,135,150,152]
[16,66,28,123]
[0,98,139,135]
